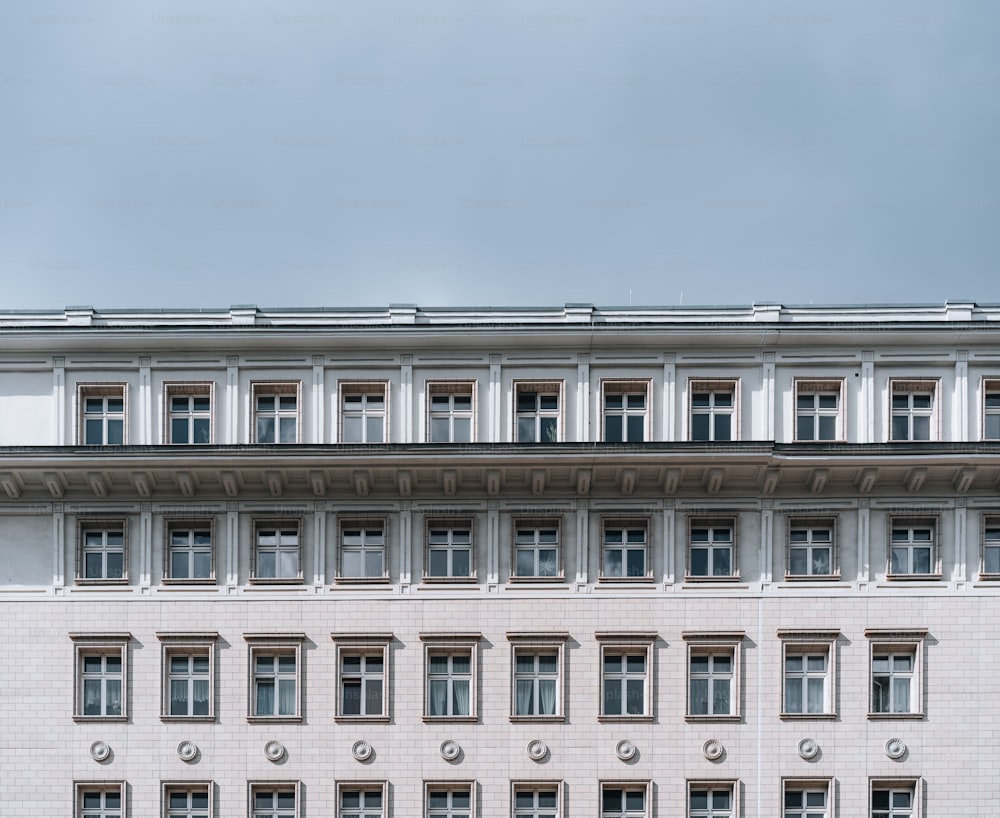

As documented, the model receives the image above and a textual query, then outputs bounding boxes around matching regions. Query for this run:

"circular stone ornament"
[176,741,198,762]
[439,740,461,761]
[352,740,373,761]
[797,738,819,760]
[89,740,111,762]
[615,739,637,761]
[527,740,548,761]
[885,738,907,760]
[702,739,724,761]
[264,740,286,762]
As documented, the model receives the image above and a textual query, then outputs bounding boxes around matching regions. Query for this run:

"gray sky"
[2,0,999,309]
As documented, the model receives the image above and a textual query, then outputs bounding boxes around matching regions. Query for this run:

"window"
[158,632,217,721]
[597,632,656,720]
[165,382,212,444]
[76,783,125,818]
[340,381,388,443]
[163,783,212,818]
[514,380,562,442]
[421,632,481,720]
[690,379,736,441]
[339,520,387,581]
[888,519,937,578]
[425,520,474,581]
[981,516,1000,577]
[164,521,214,583]
[601,520,650,580]
[428,380,475,443]
[783,781,831,818]
[513,784,561,818]
[251,518,302,583]
[867,629,926,719]
[984,380,1000,440]
[508,632,568,721]
[250,784,299,818]
[786,519,836,579]
[512,520,562,580]
[688,519,737,579]
[688,784,735,818]
[778,630,839,718]
[425,783,474,818]
[600,783,649,818]
[245,634,305,722]
[890,380,936,441]
[338,783,386,818]
[71,633,130,721]
[870,781,918,818]
[79,383,127,445]
[333,633,392,721]
[685,632,744,721]
[252,382,300,444]
[602,380,649,442]
[77,519,128,583]
[795,380,842,441]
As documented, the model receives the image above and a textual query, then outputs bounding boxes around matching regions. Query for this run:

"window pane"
[797,415,815,440]
[605,415,623,442]
[626,414,644,441]
[714,413,731,440]
[691,414,709,440]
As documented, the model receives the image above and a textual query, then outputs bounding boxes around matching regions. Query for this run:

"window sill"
[422,577,478,584]
[247,715,303,724]
[508,576,566,584]
[685,714,741,723]
[867,712,923,720]
[74,578,129,586]
[780,712,837,721]
[422,715,477,723]
[783,574,841,582]
[597,576,655,584]
[335,576,391,585]
[597,714,654,723]
[885,574,942,582]
[161,578,217,586]
[73,715,128,723]
[684,575,742,583]
[334,715,391,724]
[510,714,566,723]
[160,714,215,723]
[248,578,305,586]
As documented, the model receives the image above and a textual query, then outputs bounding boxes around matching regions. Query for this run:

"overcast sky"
[2,0,999,310]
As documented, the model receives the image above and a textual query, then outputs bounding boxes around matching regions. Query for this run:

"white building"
[1,302,999,817]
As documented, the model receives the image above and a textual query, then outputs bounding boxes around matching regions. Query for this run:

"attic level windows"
[515,381,562,443]
[252,382,300,444]
[983,380,1000,440]
[602,380,650,443]
[79,384,126,445]
[427,381,475,443]
[340,381,388,443]
[690,380,737,442]
[795,380,843,442]
[166,382,212,444]
[890,380,937,441]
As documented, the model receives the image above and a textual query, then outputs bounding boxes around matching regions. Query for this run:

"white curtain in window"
[516,680,533,715]
[453,680,470,715]
[539,679,556,715]
[430,680,447,715]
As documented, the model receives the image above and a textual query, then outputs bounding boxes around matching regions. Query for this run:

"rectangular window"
[421,633,481,721]
[427,380,475,443]
[600,783,649,818]
[982,516,1000,577]
[795,380,842,442]
[339,520,387,581]
[512,520,562,580]
[690,379,737,441]
[425,521,474,581]
[72,633,130,721]
[890,380,936,441]
[984,380,1000,440]
[163,783,212,818]
[870,781,918,818]
[158,632,217,721]
[783,781,831,818]
[340,381,388,443]
[602,520,650,580]
[425,783,474,818]
[867,629,926,719]
[79,383,127,445]
[778,630,839,718]
[164,521,214,583]
[508,632,568,721]
[245,634,305,722]
[333,633,392,721]
[685,632,744,721]
[78,519,128,583]
[688,519,737,579]
[786,519,836,579]
[76,782,125,818]
[888,519,937,578]
[688,784,735,818]
[252,382,300,444]
[165,382,212,444]
[602,380,649,443]
[513,784,561,818]
[250,784,300,818]
[514,380,562,443]
[597,632,656,720]
[251,519,302,583]
[338,783,386,818]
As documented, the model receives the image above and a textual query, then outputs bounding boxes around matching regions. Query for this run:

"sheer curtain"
[430,680,447,715]
[453,680,470,715]
[516,680,533,715]
[539,679,556,715]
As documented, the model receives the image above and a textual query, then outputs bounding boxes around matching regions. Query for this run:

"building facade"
[1,301,999,816]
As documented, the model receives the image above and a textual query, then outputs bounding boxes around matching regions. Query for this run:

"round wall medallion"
[89,740,111,762]
[176,741,198,762]
[439,740,461,761]
[527,739,548,761]
[264,740,286,762]
[885,738,906,759]
[797,738,819,760]
[702,739,724,761]
[615,739,637,761]
[352,740,373,761]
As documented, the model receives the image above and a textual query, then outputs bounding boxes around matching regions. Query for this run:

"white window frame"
[981,514,1000,578]
[596,632,657,722]
[158,632,218,722]
[887,517,939,579]
[512,782,562,818]
[339,380,389,443]
[251,381,301,444]
[425,782,476,818]
[785,517,838,580]
[600,518,652,581]
[76,782,126,818]
[424,519,475,582]
[162,782,213,818]
[866,629,926,720]
[689,378,738,442]
[78,383,127,445]
[71,632,131,722]
[513,380,564,443]
[164,381,213,445]
[249,782,301,818]
[601,378,651,443]
[982,378,1000,441]
[778,630,839,719]
[251,518,303,583]
[782,779,832,818]
[511,518,563,581]
[687,517,738,581]
[245,634,305,723]
[337,782,387,818]
[77,518,128,584]
[338,518,389,582]
[794,379,843,442]
[163,519,215,584]
[870,778,920,818]
[599,781,650,818]
[426,379,476,443]
[332,633,392,722]
[687,782,737,818]
[420,632,481,722]
[684,632,744,722]
[889,379,938,442]
[508,632,568,722]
